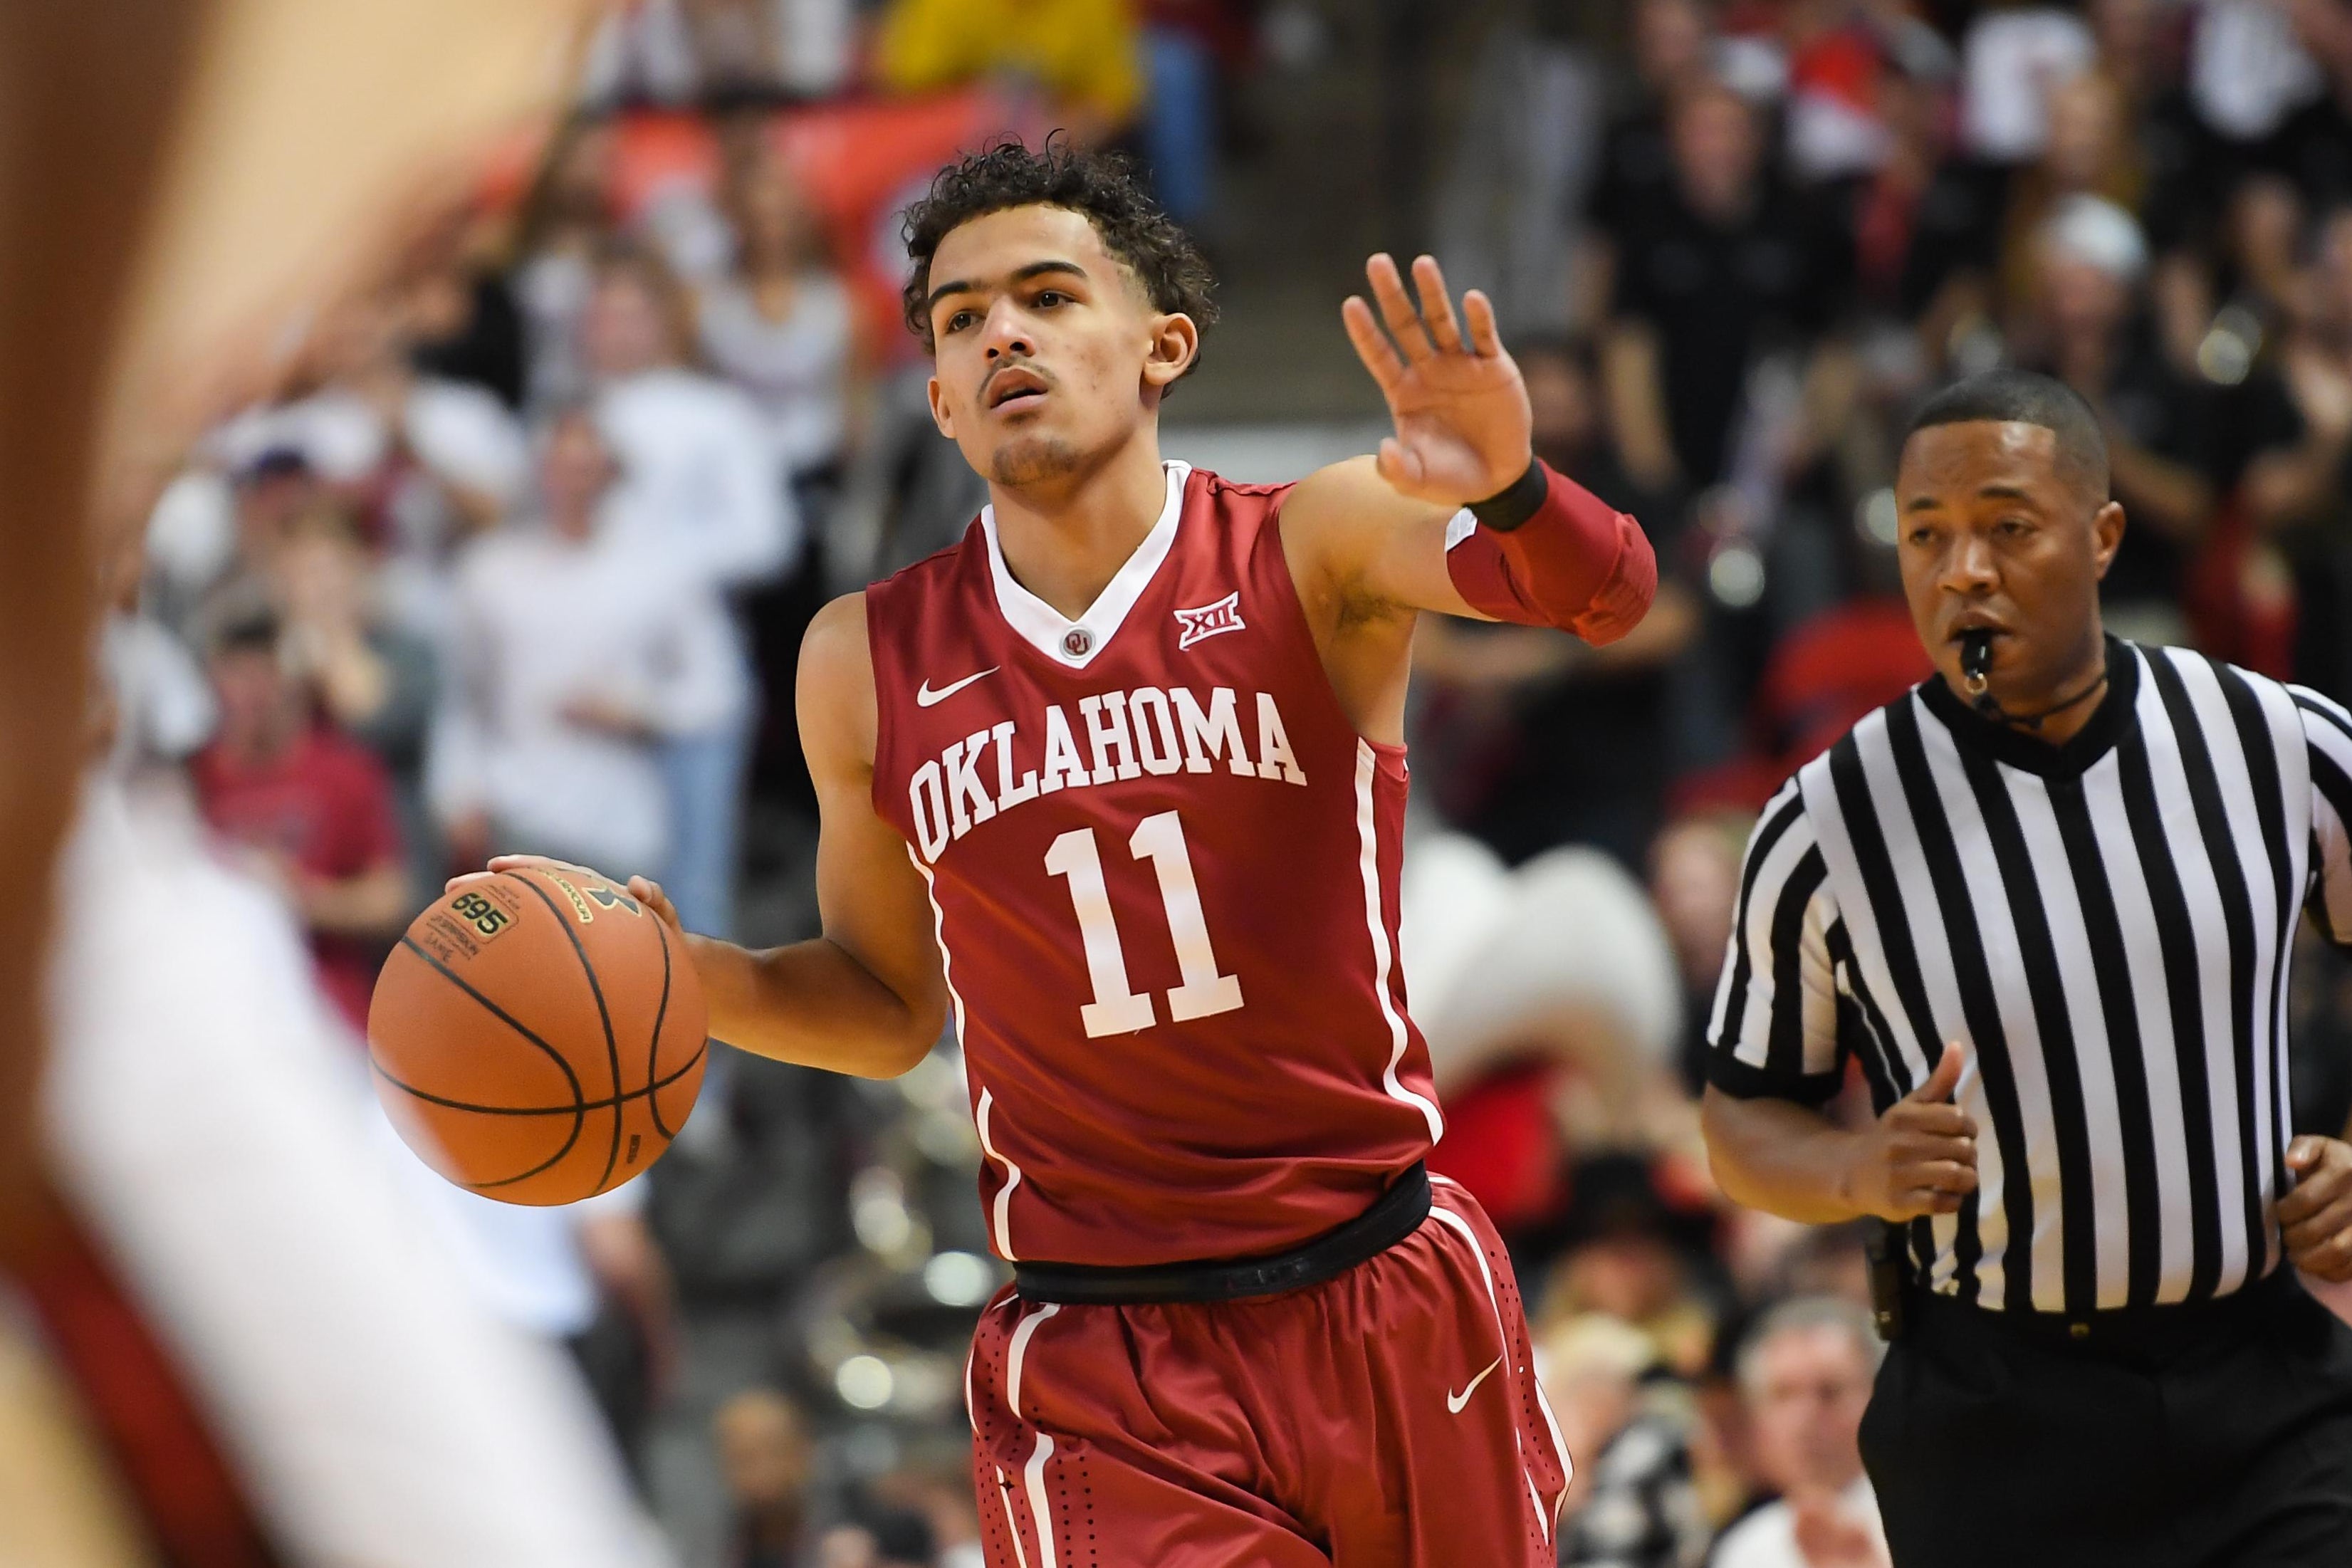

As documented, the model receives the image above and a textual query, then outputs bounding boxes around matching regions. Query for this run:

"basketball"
[367,865,708,1206]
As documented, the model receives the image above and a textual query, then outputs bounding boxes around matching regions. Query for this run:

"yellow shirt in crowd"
[877,0,1144,132]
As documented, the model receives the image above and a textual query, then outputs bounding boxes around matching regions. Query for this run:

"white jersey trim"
[974,1090,1022,1263]
[1005,1302,1062,1568]
[913,848,1020,1258]
[1431,1187,1570,1535]
[1354,740,1446,1141]
[909,847,968,1044]
[995,1467,1031,1568]
[1005,1300,1058,1416]
[980,460,1191,669]
[1023,1432,1060,1568]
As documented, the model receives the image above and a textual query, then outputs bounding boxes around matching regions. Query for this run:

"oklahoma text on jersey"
[865,461,1447,1270]
[904,684,1308,863]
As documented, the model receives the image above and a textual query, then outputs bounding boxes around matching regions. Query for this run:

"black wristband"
[1467,457,1546,533]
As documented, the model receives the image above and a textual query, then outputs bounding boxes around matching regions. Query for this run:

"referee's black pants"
[1860,1269,2352,1567]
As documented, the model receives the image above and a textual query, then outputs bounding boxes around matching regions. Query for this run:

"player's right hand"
[1842,1042,1979,1222]
[623,875,684,936]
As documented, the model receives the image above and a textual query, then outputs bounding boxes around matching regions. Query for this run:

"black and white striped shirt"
[1708,637,2352,1315]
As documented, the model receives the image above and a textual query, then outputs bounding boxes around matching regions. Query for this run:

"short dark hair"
[1905,369,2110,498]
[899,140,1218,372]
[204,589,281,659]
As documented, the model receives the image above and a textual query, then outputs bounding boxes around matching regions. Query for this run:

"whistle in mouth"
[1960,629,1995,696]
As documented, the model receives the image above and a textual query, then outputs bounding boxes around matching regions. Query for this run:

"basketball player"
[491,142,1656,1564]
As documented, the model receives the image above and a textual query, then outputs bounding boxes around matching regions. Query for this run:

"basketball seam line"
[647,913,679,1141]
[370,1037,709,1119]
[391,934,587,1188]
[513,874,628,1194]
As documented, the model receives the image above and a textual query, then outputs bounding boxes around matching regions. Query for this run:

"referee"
[1700,368,2352,1567]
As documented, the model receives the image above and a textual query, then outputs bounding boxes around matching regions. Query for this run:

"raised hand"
[1341,253,1531,508]
[1842,1042,1980,1222]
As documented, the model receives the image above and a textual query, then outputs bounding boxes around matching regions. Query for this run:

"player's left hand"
[2282,1136,2352,1281]
[622,874,684,936]
[1341,253,1530,508]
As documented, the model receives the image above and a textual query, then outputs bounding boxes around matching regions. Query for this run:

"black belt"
[1906,1265,2309,1360]
[1012,1164,1433,1305]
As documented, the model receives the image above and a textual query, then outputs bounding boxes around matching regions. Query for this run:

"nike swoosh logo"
[916,667,999,707]
[1447,1354,1504,1414]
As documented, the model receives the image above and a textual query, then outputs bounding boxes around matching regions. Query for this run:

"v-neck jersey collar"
[1915,633,2141,779]
[979,461,1192,670]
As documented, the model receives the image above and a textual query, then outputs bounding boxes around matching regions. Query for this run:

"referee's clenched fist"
[1844,1045,1976,1222]
[2281,1136,2352,1283]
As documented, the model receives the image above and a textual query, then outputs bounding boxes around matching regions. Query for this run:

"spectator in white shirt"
[584,243,789,939]
[430,408,741,884]
[697,150,857,502]
[1713,1297,1890,1568]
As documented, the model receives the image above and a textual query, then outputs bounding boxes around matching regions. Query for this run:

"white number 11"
[1043,810,1245,1038]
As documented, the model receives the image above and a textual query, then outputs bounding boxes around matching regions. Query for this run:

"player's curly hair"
[899,140,1218,375]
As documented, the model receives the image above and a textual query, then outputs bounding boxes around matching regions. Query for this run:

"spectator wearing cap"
[582,241,789,939]
[140,446,320,644]
[1992,73,2145,324]
[209,296,531,645]
[188,594,409,1037]
[1712,1298,1886,1568]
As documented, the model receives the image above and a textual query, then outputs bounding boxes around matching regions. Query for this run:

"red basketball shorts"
[964,1176,1571,1567]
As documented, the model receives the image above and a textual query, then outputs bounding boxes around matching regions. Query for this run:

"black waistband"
[1908,1265,2307,1359]
[1011,1164,1433,1306]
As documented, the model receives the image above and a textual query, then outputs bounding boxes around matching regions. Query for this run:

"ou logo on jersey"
[1174,591,1245,651]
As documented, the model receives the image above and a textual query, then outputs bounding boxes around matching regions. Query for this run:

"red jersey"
[190,725,403,1035]
[867,462,1444,1268]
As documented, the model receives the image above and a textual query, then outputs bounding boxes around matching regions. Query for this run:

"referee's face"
[1896,419,2124,714]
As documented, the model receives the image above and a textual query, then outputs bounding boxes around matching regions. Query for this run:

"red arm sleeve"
[1441,463,1658,644]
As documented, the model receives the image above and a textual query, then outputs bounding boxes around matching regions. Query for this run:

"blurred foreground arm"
[0,0,219,1255]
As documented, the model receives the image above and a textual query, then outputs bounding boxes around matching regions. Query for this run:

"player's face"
[1896,419,2125,705]
[923,204,1196,490]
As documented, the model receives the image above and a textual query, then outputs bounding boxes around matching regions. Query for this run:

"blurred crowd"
[68,1,2352,1566]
